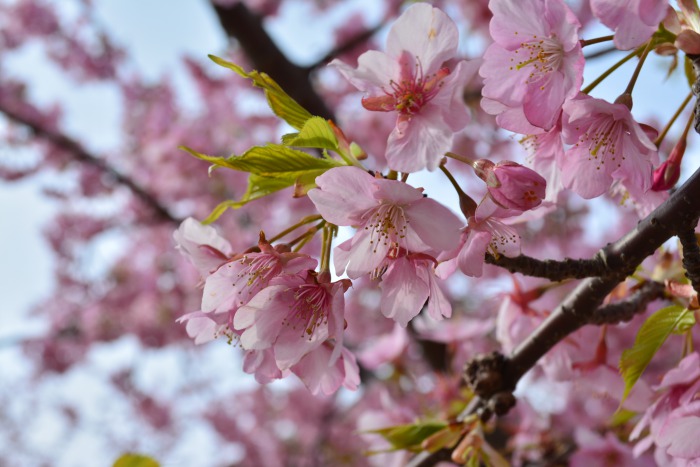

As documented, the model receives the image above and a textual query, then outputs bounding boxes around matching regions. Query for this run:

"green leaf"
[620,305,693,404]
[196,147,344,222]
[209,54,312,130]
[369,422,447,452]
[182,144,343,177]
[113,454,159,467]
[281,116,338,150]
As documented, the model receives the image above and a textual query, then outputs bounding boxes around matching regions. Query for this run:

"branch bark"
[211,1,335,121]
[410,166,700,466]
[0,102,180,224]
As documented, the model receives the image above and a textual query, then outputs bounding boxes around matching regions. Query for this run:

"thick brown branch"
[505,166,700,393]
[410,166,700,466]
[212,1,334,121]
[484,252,610,280]
[588,280,666,325]
[0,103,179,224]
[679,225,700,296]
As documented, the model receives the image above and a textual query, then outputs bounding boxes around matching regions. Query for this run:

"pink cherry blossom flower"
[480,0,584,131]
[473,159,547,211]
[173,217,232,275]
[176,310,228,345]
[631,352,700,465]
[330,3,478,172]
[591,0,668,50]
[561,94,659,199]
[202,235,316,315]
[379,251,451,327]
[520,117,566,202]
[308,166,463,278]
[437,199,520,278]
[291,343,360,395]
[234,270,351,371]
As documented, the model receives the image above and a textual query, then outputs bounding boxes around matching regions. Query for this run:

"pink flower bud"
[652,139,685,191]
[474,160,546,211]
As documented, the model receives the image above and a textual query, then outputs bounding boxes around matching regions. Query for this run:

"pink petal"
[308,166,378,225]
[380,256,429,327]
[385,3,458,72]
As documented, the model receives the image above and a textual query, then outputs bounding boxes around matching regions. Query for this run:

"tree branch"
[211,1,335,121]
[679,224,700,297]
[484,252,610,280]
[411,165,700,465]
[0,102,180,224]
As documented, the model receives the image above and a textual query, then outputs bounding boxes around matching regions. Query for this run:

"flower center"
[512,34,564,88]
[231,253,280,306]
[574,117,626,170]
[361,57,450,116]
[363,203,409,254]
[284,284,331,339]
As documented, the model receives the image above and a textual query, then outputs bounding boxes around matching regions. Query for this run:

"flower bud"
[652,139,685,191]
[474,160,546,211]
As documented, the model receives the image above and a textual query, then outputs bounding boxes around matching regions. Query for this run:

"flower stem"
[582,46,643,95]
[445,151,476,167]
[580,35,614,47]
[288,221,325,250]
[440,164,467,197]
[655,91,694,147]
[319,224,335,273]
[624,40,654,96]
[268,214,323,243]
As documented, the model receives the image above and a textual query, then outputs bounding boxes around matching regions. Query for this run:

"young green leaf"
[113,454,159,467]
[181,144,343,177]
[281,116,338,150]
[192,144,345,223]
[619,305,694,404]
[208,54,312,130]
[369,421,447,452]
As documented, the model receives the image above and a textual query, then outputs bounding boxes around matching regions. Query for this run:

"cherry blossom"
[234,271,351,371]
[561,94,659,199]
[591,0,668,50]
[291,343,360,395]
[201,235,316,315]
[173,217,233,276]
[331,3,478,172]
[378,251,452,327]
[308,166,463,278]
[480,0,584,131]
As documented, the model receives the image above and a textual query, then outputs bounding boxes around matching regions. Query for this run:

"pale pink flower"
[379,251,451,327]
[572,428,653,467]
[291,343,360,395]
[234,271,351,370]
[561,94,659,199]
[631,352,700,465]
[473,159,547,211]
[176,310,228,345]
[437,198,521,278]
[591,0,668,50]
[173,217,232,275]
[331,3,478,172]
[308,166,463,278]
[480,0,584,131]
[202,236,316,314]
[520,117,566,202]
